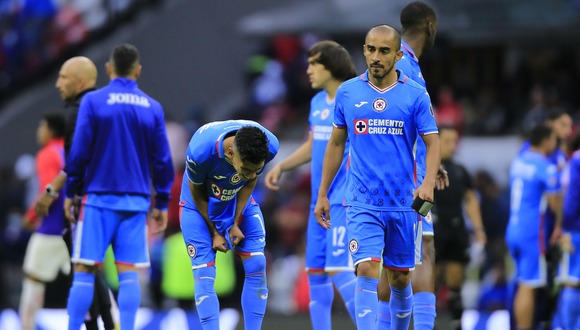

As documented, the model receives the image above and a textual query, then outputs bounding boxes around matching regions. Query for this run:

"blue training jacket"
[65,78,174,209]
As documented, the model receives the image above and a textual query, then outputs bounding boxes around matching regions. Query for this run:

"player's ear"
[105,62,112,77]
[395,50,403,62]
[426,20,434,36]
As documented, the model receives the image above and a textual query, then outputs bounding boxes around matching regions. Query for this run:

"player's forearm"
[279,139,312,172]
[465,190,484,231]
[317,143,344,198]
[548,194,563,226]
[423,134,440,187]
[234,178,257,224]
[50,171,68,192]
[190,181,216,234]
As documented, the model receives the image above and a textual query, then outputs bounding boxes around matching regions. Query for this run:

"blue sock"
[377,300,391,329]
[242,255,268,330]
[413,292,436,330]
[118,271,140,330]
[193,266,220,330]
[559,286,580,329]
[355,276,378,330]
[67,272,95,330]
[308,274,333,330]
[390,283,413,330]
[332,271,356,323]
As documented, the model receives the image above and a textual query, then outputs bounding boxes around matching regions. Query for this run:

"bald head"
[55,56,97,101]
[363,25,403,86]
[365,25,401,51]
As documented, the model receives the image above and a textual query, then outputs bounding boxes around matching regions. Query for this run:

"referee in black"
[432,125,487,329]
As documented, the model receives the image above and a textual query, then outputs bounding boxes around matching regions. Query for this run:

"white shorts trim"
[324,266,355,272]
[23,233,71,282]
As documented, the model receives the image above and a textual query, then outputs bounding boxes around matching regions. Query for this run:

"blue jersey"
[562,151,580,232]
[65,78,174,210]
[397,41,428,184]
[309,90,349,206]
[519,141,568,173]
[507,150,560,241]
[180,120,279,229]
[334,70,438,210]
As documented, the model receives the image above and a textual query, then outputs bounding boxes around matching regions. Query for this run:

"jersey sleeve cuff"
[155,194,170,210]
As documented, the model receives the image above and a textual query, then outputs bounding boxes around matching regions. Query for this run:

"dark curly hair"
[234,126,269,164]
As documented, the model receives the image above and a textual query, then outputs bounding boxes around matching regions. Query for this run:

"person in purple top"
[554,132,580,329]
[19,113,68,330]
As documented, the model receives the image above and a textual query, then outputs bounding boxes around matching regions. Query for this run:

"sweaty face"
[231,150,265,181]
[439,129,459,160]
[363,29,402,81]
[306,54,333,90]
[55,64,81,101]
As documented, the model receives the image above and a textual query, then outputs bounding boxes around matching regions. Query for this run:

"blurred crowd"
[0,0,159,102]
[0,20,580,329]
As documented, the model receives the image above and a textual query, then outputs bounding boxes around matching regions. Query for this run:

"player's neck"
[369,70,398,89]
[402,35,424,59]
[223,136,234,161]
[530,145,549,156]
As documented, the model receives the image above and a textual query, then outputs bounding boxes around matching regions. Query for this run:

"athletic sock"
[193,266,220,330]
[332,271,356,323]
[308,274,333,330]
[118,271,140,330]
[241,255,268,330]
[67,272,95,330]
[390,283,413,330]
[377,300,392,329]
[559,286,580,329]
[19,278,45,330]
[355,276,378,330]
[413,292,436,330]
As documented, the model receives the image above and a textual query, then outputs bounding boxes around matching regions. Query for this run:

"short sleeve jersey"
[180,120,279,222]
[334,70,438,210]
[309,90,349,206]
[507,150,560,240]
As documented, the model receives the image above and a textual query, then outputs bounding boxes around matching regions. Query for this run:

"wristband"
[45,184,59,198]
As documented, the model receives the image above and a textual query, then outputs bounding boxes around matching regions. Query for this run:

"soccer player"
[432,126,486,329]
[64,43,174,330]
[518,110,573,244]
[264,40,357,329]
[517,110,572,326]
[19,113,68,330]
[377,3,443,329]
[506,123,561,330]
[314,25,440,330]
[34,56,116,330]
[554,132,580,329]
[179,120,279,330]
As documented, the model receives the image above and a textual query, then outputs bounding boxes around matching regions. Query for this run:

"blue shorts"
[507,236,546,288]
[180,202,266,269]
[557,232,580,285]
[305,204,353,273]
[72,204,149,267]
[346,206,416,271]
